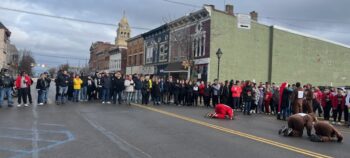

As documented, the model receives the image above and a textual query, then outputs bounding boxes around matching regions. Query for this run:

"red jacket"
[264,91,273,102]
[214,104,234,119]
[199,84,205,95]
[332,94,345,110]
[15,75,32,89]
[231,85,242,98]
[321,92,332,108]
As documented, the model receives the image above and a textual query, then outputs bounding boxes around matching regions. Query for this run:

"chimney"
[250,11,258,21]
[225,4,234,15]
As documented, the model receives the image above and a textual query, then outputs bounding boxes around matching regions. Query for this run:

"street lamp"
[216,48,223,81]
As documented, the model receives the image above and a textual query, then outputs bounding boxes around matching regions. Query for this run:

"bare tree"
[48,67,57,78]
[18,49,36,76]
[59,63,70,71]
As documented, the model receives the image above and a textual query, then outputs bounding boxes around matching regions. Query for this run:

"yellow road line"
[132,104,332,158]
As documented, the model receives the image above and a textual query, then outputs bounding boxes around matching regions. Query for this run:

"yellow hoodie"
[73,78,83,90]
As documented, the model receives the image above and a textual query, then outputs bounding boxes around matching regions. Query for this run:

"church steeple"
[115,12,130,48]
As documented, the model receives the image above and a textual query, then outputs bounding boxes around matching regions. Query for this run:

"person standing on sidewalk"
[142,75,151,105]
[94,73,102,100]
[133,75,142,104]
[43,72,51,104]
[36,73,47,105]
[80,73,88,102]
[124,75,134,105]
[112,72,124,105]
[57,70,69,105]
[15,71,32,107]
[73,75,83,102]
[0,68,14,108]
[242,80,253,115]
[231,81,242,111]
[101,72,111,104]
[212,79,221,106]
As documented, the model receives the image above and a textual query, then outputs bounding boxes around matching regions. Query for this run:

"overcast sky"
[1,0,350,70]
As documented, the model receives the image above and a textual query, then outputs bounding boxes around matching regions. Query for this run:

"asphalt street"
[0,84,349,158]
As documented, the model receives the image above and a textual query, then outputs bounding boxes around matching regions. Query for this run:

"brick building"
[126,35,144,74]
[0,22,11,70]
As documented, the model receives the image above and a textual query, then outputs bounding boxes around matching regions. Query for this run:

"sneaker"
[102,102,105,104]
[279,126,288,135]
[284,128,293,136]
[38,103,44,105]
[24,104,29,107]
[107,102,111,104]
[17,104,22,107]
[337,122,342,125]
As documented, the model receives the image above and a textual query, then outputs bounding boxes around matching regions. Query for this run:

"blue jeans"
[59,86,68,104]
[244,101,252,114]
[126,92,134,104]
[0,87,13,106]
[102,88,110,102]
[134,90,141,103]
[37,90,46,104]
[73,90,80,102]
[43,88,49,103]
[281,106,288,120]
[80,86,87,101]
[113,91,122,104]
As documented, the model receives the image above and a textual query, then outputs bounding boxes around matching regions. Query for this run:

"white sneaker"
[337,122,342,125]
[107,102,111,104]
[24,104,29,107]
[102,102,105,104]
[17,104,22,107]
[331,121,336,125]
[38,103,44,105]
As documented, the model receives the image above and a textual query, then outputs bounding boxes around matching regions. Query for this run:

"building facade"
[142,25,170,76]
[6,44,19,76]
[108,46,127,73]
[89,41,114,72]
[126,35,144,74]
[0,22,11,70]
[166,8,211,81]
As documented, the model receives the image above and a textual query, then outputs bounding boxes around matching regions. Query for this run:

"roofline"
[273,25,350,49]
[126,34,143,42]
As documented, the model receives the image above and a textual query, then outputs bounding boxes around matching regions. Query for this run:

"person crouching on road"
[73,75,83,102]
[310,121,343,142]
[278,113,316,137]
[206,104,234,120]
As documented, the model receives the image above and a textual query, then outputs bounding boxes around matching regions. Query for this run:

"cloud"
[1,0,350,68]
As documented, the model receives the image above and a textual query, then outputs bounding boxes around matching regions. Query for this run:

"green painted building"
[207,5,350,86]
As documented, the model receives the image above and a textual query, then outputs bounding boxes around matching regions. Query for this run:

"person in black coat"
[152,79,161,105]
[141,76,151,105]
[221,80,230,105]
[185,81,194,106]
[179,80,186,106]
[203,82,212,107]
[36,73,47,105]
[173,79,180,105]
[111,72,124,104]
[243,81,253,115]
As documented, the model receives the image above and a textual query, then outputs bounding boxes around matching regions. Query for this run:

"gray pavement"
[0,86,349,158]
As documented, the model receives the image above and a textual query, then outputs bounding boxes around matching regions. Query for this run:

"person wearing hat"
[0,68,15,108]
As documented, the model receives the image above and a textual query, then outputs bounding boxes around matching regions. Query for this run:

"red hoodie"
[199,84,205,95]
[332,94,345,110]
[214,104,234,119]
[231,85,242,98]
[15,75,32,89]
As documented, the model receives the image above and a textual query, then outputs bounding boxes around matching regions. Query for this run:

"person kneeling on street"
[310,121,343,143]
[206,104,234,120]
[279,113,316,137]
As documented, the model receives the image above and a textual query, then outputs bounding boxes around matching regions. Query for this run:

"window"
[146,46,153,64]
[134,55,137,65]
[158,43,168,62]
[140,54,143,65]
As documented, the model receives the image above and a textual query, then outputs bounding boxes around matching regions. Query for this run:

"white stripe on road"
[79,112,152,158]
[32,103,39,158]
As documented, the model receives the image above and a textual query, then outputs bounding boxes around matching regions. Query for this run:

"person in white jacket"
[124,75,135,105]
[345,90,350,127]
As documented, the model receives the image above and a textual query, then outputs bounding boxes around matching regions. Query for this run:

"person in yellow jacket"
[73,75,83,102]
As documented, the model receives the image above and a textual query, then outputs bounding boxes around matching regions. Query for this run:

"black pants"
[333,105,343,122]
[174,93,179,105]
[204,96,211,107]
[312,100,323,116]
[344,106,349,122]
[27,87,32,104]
[142,91,150,105]
[212,95,219,106]
[323,104,331,120]
[18,88,28,104]
[113,91,123,104]
[193,93,199,106]
[186,93,193,106]
[232,97,240,109]
[178,94,185,105]
[199,94,203,105]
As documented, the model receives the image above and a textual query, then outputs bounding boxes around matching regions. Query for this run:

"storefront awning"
[163,62,188,73]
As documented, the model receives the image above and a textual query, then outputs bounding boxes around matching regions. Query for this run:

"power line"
[162,0,201,8]
[0,6,152,30]
[32,52,88,60]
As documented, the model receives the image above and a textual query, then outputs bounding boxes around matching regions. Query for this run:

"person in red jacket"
[206,104,234,120]
[15,71,32,107]
[264,89,273,114]
[332,89,345,125]
[231,81,242,111]
[198,81,205,105]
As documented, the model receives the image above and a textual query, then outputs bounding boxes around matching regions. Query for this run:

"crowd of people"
[1,68,350,128]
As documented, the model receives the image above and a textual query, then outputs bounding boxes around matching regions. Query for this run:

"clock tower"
[115,12,130,48]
